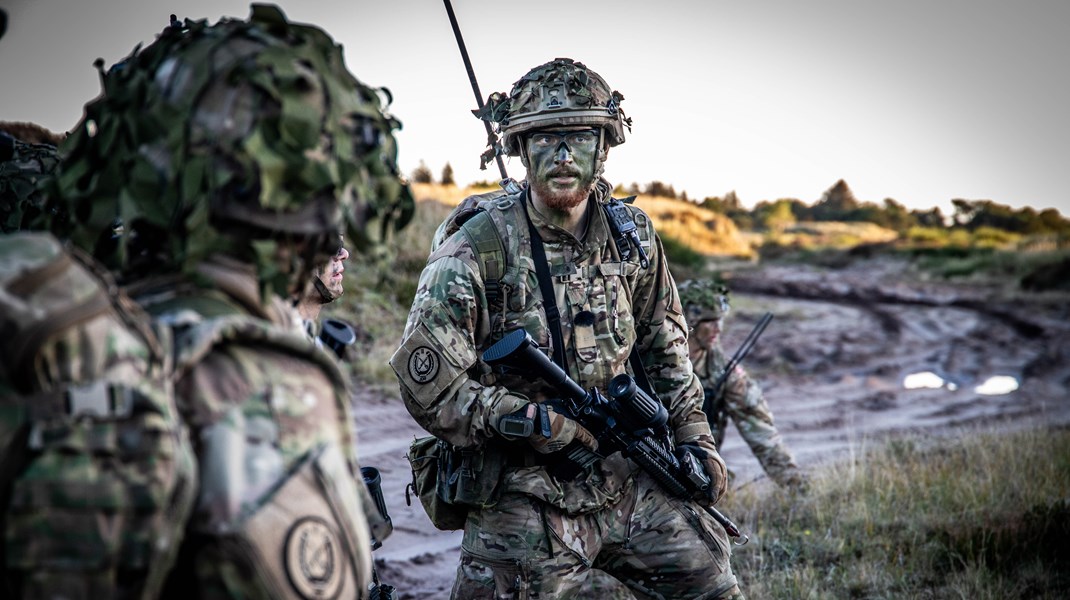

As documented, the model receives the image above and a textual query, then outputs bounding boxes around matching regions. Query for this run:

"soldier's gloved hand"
[676,435,727,505]
[496,403,597,455]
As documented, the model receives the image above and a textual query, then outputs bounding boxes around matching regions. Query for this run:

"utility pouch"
[406,436,469,530]
[406,436,507,531]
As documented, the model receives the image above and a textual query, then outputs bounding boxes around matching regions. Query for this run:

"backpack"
[0,232,196,599]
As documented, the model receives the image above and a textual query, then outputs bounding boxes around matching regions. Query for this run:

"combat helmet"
[474,58,631,167]
[45,4,413,297]
[679,280,731,324]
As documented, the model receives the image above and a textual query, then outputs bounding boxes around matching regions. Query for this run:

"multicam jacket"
[694,343,801,486]
[391,184,715,515]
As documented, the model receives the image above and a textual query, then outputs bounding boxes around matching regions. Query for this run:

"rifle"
[362,466,397,599]
[483,329,749,544]
[702,312,773,417]
[442,0,521,195]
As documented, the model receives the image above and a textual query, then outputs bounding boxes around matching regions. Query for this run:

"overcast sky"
[2,0,1067,215]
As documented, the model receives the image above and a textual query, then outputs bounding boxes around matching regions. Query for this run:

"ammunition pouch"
[406,436,508,531]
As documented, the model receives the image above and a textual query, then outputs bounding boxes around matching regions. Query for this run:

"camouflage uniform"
[393,59,741,598]
[5,6,412,600]
[0,232,197,599]
[680,281,804,489]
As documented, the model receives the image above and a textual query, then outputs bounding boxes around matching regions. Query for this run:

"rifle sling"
[523,194,655,398]
[524,200,569,373]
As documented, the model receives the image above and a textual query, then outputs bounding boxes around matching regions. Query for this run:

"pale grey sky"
[2,0,1067,215]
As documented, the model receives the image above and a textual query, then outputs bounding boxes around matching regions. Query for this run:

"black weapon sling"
[522,195,655,396]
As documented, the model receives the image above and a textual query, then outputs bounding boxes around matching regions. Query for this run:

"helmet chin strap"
[312,276,336,304]
[593,128,607,180]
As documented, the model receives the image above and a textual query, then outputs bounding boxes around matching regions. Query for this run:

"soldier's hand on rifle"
[676,435,728,505]
[496,403,597,455]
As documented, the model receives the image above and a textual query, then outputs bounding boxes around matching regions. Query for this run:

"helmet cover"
[45,4,413,295]
[473,58,632,166]
[678,280,731,323]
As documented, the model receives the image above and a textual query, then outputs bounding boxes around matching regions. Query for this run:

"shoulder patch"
[408,346,441,383]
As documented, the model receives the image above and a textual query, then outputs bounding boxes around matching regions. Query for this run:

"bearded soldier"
[679,280,807,490]
[393,58,743,599]
[28,5,413,598]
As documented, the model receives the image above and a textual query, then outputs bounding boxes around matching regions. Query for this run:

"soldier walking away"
[3,4,413,599]
[394,58,743,599]
[679,280,808,491]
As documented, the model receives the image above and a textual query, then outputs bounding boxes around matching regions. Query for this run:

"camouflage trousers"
[452,470,743,600]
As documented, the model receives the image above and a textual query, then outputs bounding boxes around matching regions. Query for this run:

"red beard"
[530,176,595,211]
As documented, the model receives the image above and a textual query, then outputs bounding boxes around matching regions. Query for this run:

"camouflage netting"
[473,57,632,167]
[43,4,413,296]
[0,133,59,233]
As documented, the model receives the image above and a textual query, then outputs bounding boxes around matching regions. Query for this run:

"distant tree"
[760,199,797,231]
[626,182,642,195]
[878,198,917,232]
[952,199,1070,234]
[644,181,677,199]
[440,162,455,186]
[411,160,433,184]
[811,179,860,221]
[702,191,753,229]
[911,206,946,228]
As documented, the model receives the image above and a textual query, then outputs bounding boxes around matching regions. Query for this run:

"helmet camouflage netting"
[0,134,59,233]
[44,3,413,295]
[473,57,632,168]
[678,279,731,323]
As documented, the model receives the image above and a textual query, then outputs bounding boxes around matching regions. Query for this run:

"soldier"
[30,5,412,599]
[393,58,743,599]
[296,238,350,324]
[679,280,807,490]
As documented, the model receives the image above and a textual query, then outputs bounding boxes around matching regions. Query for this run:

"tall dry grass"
[720,426,1070,598]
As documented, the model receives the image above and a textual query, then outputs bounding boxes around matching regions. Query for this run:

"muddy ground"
[351,256,1070,598]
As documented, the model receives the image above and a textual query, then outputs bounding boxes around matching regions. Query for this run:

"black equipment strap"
[523,202,569,373]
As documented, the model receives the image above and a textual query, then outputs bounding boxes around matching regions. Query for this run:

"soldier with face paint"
[393,58,743,599]
[679,280,808,491]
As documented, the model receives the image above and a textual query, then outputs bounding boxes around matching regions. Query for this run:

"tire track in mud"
[717,264,1070,484]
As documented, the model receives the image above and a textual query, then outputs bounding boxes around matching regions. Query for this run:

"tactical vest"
[0,232,197,599]
[450,191,653,347]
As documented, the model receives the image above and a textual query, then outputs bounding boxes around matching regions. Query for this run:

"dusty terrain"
[351,256,1070,598]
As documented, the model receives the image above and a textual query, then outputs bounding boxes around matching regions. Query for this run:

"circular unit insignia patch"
[285,517,345,599]
[408,346,440,384]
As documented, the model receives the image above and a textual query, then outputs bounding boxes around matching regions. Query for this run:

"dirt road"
[353,256,1070,598]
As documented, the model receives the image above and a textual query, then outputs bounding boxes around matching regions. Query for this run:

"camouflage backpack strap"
[431,189,508,251]
[0,235,114,384]
[456,193,525,328]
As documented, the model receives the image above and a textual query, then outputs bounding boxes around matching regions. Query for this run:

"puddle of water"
[903,371,947,389]
[974,375,1020,396]
[903,371,1018,395]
